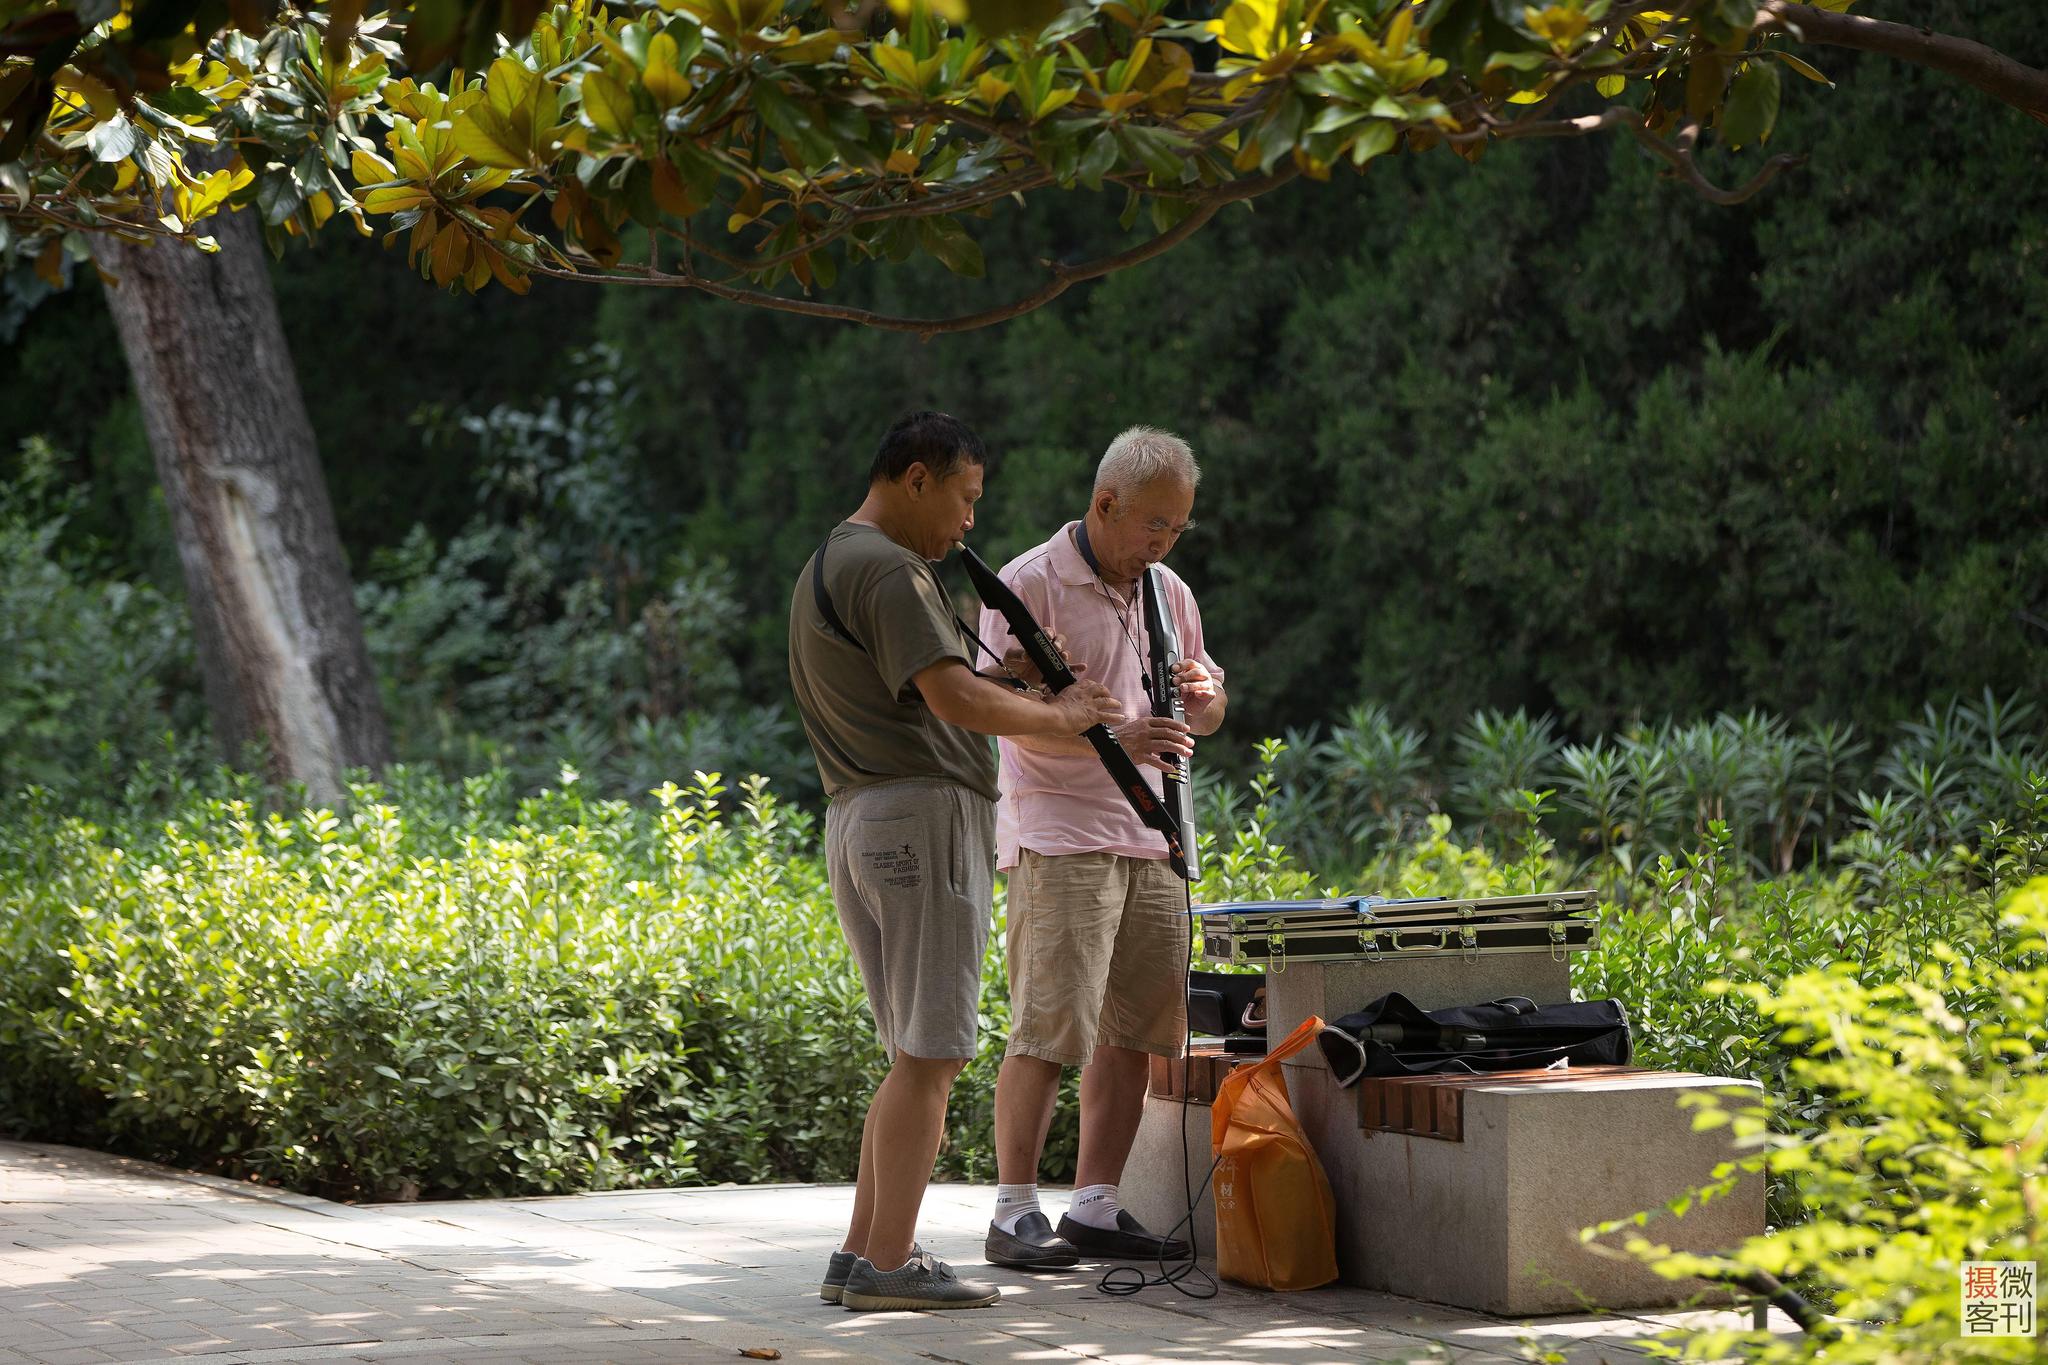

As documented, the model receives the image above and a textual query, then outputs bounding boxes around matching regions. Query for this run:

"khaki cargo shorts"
[1003,849,1189,1066]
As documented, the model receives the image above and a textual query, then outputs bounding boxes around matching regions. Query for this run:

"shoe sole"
[1061,1239,1193,1261]
[984,1242,1079,1270]
[840,1288,1000,1311]
[819,1283,843,1303]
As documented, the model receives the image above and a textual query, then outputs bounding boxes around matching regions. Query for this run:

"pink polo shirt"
[978,521,1225,871]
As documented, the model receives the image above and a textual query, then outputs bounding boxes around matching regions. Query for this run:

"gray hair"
[1093,425,1200,500]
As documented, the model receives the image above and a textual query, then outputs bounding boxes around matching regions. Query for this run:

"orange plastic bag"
[1209,1015,1338,1290]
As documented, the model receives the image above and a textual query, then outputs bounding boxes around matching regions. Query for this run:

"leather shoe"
[984,1211,1079,1269]
[1056,1210,1191,1261]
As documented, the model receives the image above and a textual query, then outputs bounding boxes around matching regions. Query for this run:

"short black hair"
[868,410,987,485]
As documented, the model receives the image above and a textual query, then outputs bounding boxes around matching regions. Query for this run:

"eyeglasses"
[1142,517,1197,537]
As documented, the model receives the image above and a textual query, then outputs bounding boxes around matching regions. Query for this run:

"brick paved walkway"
[0,1140,1792,1364]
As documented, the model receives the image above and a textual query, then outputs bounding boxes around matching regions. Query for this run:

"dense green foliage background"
[2,0,2042,785]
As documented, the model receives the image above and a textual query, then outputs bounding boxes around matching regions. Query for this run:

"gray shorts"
[825,779,996,1061]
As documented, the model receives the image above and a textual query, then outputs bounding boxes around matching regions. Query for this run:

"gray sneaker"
[819,1249,858,1303]
[821,1243,921,1302]
[839,1249,1000,1311]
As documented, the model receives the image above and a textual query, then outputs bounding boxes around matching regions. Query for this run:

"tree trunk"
[96,214,390,804]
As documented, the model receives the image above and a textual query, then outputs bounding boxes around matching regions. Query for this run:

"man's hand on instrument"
[1051,680,1124,734]
[1003,631,1083,687]
[1114,715,1195,772]
[1172,659,1221,719]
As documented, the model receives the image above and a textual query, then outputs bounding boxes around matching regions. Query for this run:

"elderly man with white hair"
[976,425,1228,1269]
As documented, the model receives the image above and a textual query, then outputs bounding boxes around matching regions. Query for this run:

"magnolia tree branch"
[1630,119,1807,205]
[1759,0,2048,121]
[1446,104,1640,144]
[527,167,1298,339]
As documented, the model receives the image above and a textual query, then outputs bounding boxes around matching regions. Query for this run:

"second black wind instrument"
[1141,565,1201,882]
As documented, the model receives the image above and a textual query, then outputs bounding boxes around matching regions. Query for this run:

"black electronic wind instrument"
[958,545,1190,880]
[1141,566,1201,882]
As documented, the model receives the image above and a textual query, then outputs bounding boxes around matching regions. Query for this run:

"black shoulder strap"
[812,536,865,652]
[815,532,1028,688]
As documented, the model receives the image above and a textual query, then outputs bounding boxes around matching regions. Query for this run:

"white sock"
[994,1183,1041,1234]
[1067,1184,1121,1231]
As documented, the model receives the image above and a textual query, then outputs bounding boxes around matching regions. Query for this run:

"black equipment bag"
[1317,992,1631,1087]
[1188,970,1266,1039]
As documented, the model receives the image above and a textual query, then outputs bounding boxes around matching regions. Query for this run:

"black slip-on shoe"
[984,1211,1079,1269]
[1055,1210,1192,1262]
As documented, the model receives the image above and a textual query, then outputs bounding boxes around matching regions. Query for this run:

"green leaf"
[643,32,694,108]
[486,56,542,125]
[581,72,635,137]
[1720,61,1781,150]
[621,23,653,71]
[143,85,219,120]
[1116,125,1190,182]
[1075,129,1119,190]
[87,117,142,163]
[669,138,724,206]
[1308,106,1372,136]
[918,216,984,277]
[1349,119,1397,167]
[256,171,305,226]
[1770,51,1833,86]
[455,108,531,169]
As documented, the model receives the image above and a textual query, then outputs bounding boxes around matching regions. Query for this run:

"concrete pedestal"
[1322,1068,1765,1313]
[1256,954,1761,1314]
[1121,1092,1219,1258]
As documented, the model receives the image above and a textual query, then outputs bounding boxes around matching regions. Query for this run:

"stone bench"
[1121,951,1766,1311]
[1267,956,1766,1315]
[1341,1064,1762,1313]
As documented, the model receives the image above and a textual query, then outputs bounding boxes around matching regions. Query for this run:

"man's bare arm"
[915,659,1121,737]
[1016,715,1195,771]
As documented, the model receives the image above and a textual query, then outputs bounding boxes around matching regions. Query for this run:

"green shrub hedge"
[0,760,1333,1198]
[4,769,852,1198]
[6,744,2043,1209]
[7,740,2048,1354]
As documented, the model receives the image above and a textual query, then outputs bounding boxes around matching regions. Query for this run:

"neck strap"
[1074,519,1102,577]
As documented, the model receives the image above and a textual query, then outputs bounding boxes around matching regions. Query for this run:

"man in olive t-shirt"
[789,519,999,805]
[787,411,1121,1313]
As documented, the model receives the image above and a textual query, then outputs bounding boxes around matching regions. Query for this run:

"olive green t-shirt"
[788,521,999,802]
